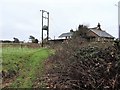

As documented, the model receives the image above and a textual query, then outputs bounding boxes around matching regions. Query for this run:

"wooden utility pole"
[115,2,120,40]
[41,10,44,47]
[40,10,49,47]
[47,12,49,41]
[119,1,120,40]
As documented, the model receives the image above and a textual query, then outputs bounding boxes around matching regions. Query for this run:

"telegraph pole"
[41,10,44,47]
[47,12,49,41]
[40,10,49,47]
[115,2,120,40]
[119,1,120,40]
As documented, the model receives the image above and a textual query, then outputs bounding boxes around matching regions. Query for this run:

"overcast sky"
[0,0,119,41]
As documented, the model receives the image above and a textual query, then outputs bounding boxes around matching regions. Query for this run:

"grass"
[2,46,53,88]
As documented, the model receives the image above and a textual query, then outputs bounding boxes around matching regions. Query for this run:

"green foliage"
[32,39,39,43]
[13,37,19,43]
[73,24,89,39]
[29,35,38,43]
[29,35,35,40]
[114,39,120,49]
[43,39,120,89]
[2,47,53,88]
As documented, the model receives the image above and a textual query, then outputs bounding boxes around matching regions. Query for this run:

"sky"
[0,0,119,42]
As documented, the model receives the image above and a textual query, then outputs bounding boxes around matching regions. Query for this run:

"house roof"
[59,32,73,38]
[59,25,114,39]
[90,28,114,38]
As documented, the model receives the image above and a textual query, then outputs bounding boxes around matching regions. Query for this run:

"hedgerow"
[38,38,120,90]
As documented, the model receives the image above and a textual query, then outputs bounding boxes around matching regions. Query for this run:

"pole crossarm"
[43,16,48,19]
[40,10,49,13]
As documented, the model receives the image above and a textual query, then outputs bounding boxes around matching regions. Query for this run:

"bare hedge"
[39,40,120,90]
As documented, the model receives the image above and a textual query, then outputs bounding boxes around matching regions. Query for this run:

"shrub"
[114,39,120,49]
[43,44,120,89]
[39,36,120,90]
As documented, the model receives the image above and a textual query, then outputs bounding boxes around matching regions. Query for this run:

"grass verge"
[2,47,53,88]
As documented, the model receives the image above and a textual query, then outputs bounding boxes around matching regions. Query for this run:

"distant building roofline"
[59,32,73,38]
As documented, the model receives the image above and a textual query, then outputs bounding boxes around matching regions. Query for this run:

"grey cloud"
[1,0,119,41]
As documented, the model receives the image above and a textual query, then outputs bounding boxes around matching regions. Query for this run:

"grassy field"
[2,46,53,88]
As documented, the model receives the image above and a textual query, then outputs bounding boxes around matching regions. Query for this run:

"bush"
[43,44,120,89]
[114,39,120,49]
[38,34,120,89]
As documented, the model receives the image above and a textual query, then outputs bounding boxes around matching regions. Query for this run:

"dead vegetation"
[35,38,120,90]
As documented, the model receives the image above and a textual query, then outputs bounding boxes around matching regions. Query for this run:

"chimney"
[97,23,101,30]
[70,29,74,32]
